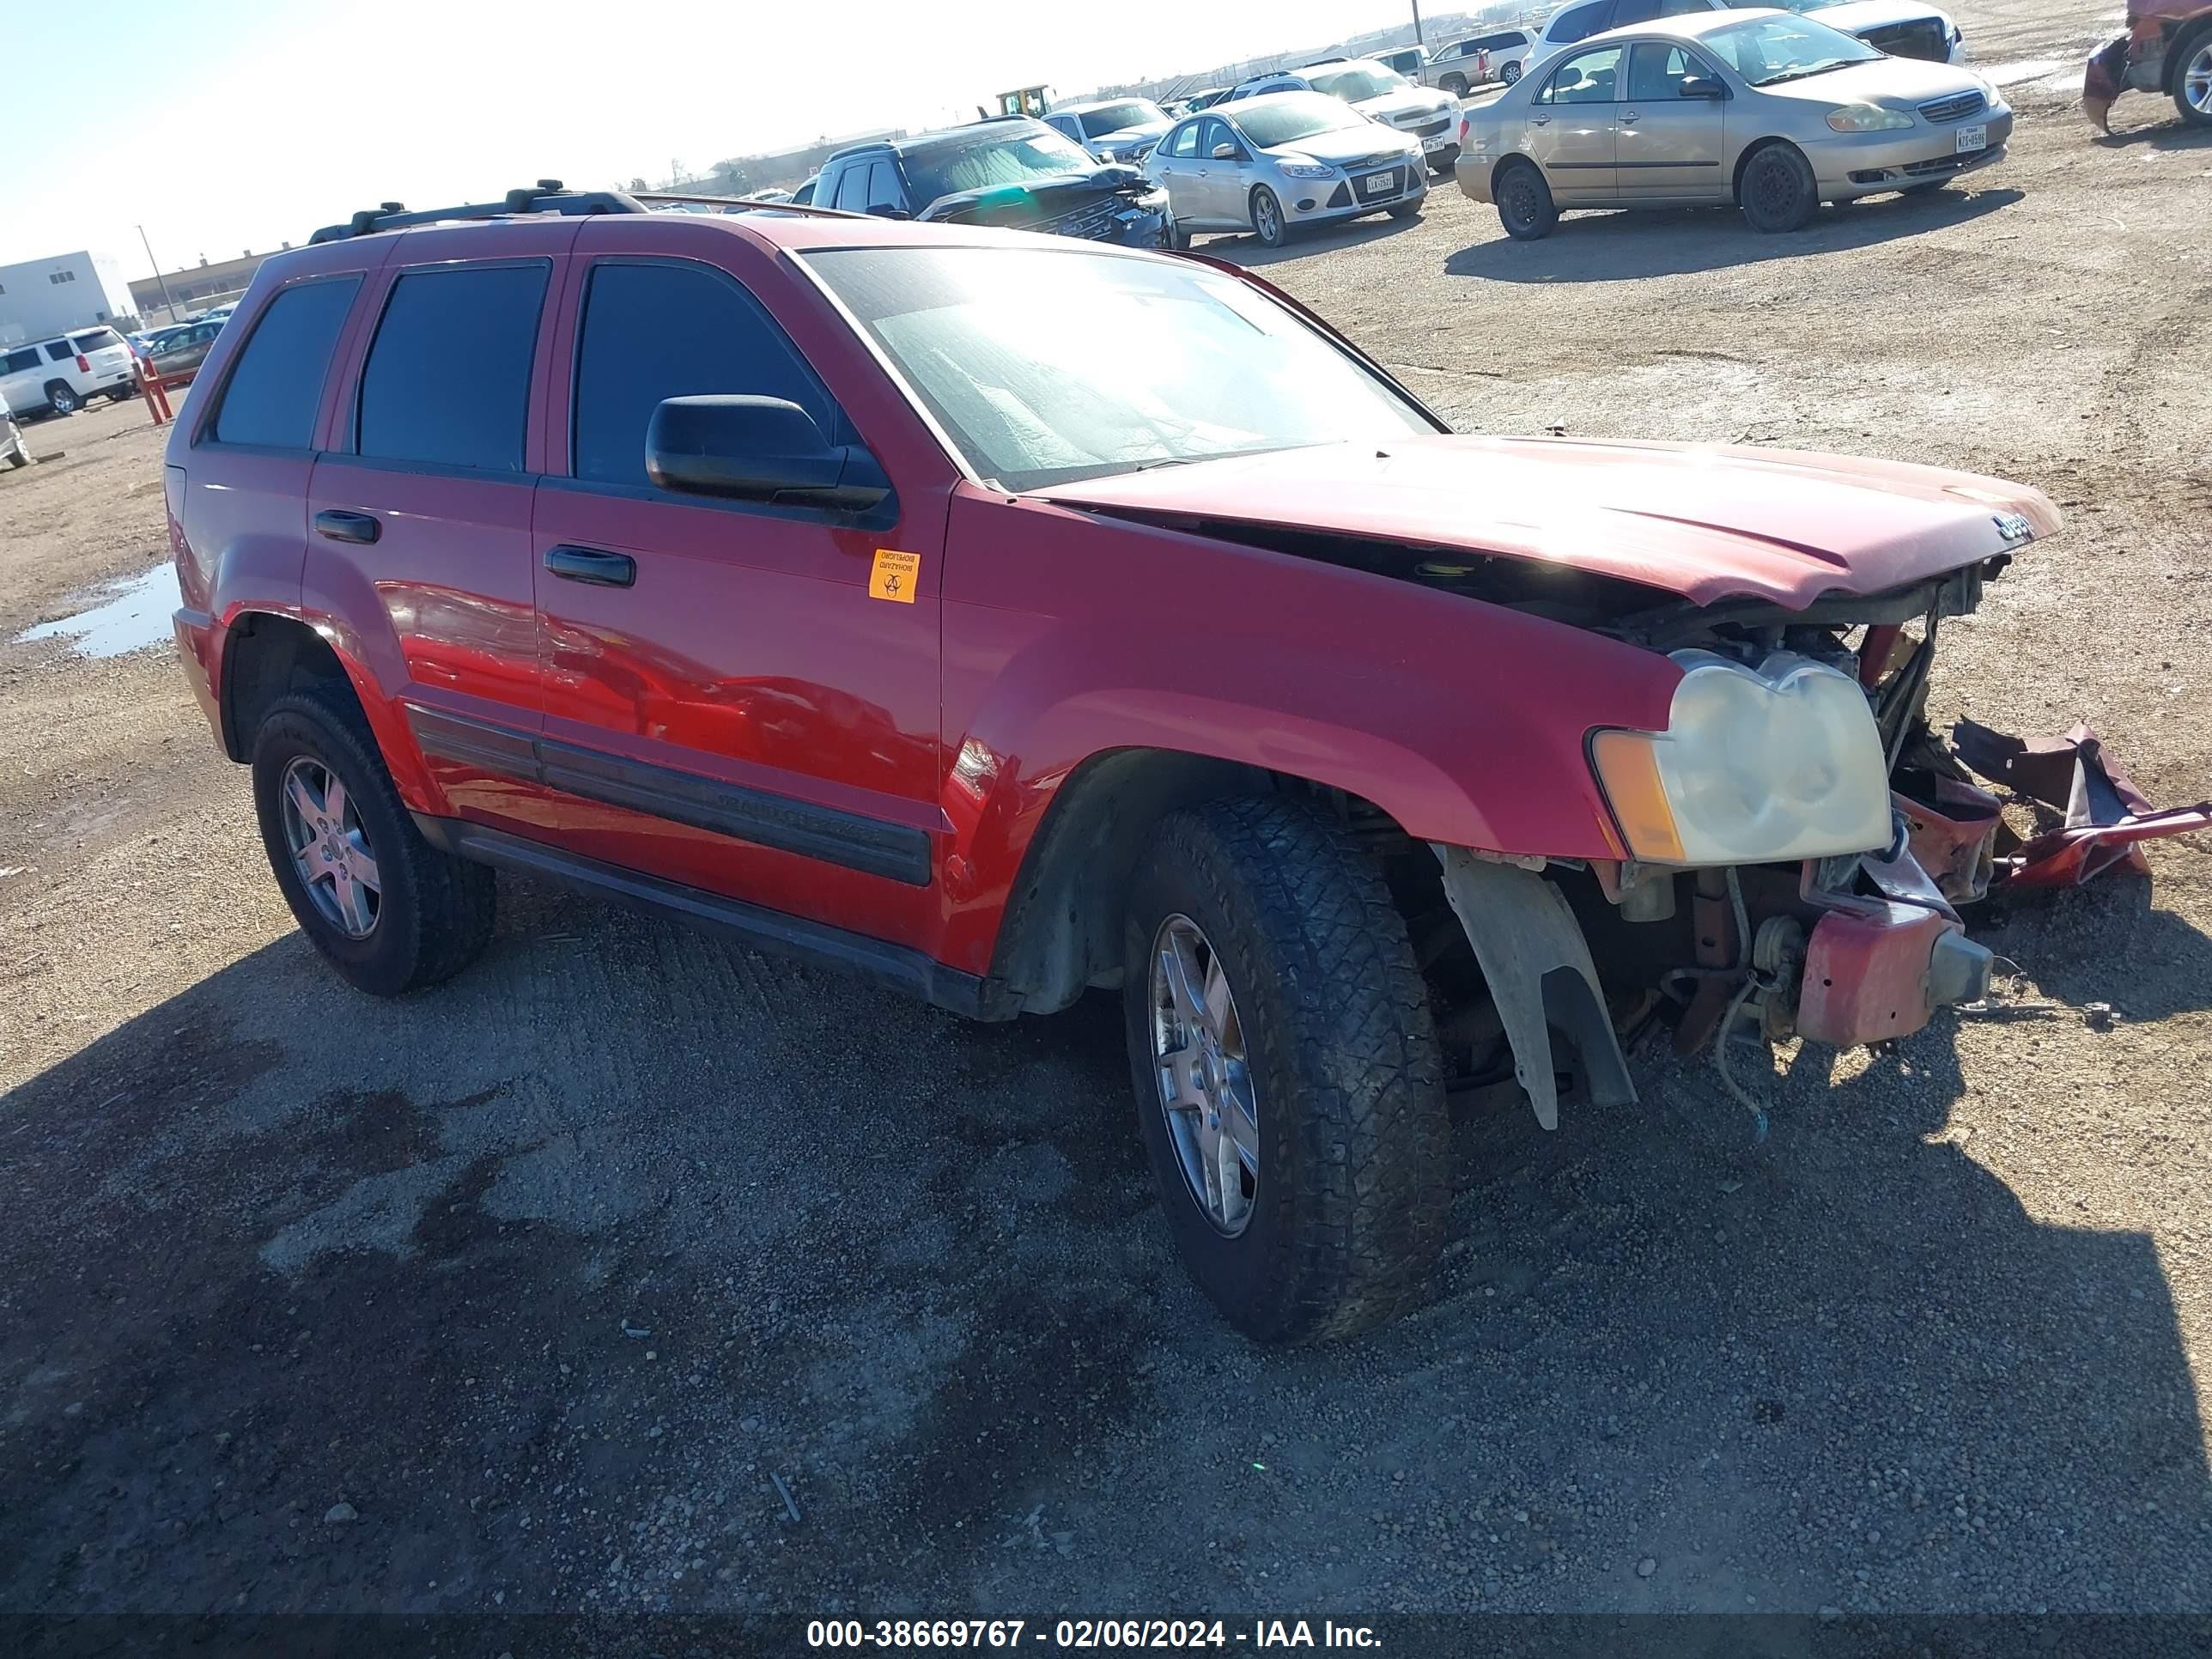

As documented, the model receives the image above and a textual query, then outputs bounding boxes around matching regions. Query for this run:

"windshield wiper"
[1753,60,1857,84]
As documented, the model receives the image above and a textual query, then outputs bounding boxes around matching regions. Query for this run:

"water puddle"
[16,562,182,659]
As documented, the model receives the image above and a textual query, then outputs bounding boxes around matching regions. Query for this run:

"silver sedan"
[1455,8,2010,239]
[1145,93,1427,249]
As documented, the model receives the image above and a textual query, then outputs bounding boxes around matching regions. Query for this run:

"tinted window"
[1543,45,1626,100]
[209,277,362,449]
[831,164,871,212]
[571,260,836,489]
[3,349,40,374]
[1553,0,1614,42]
[865,161,905,214]
[45,343,73,362]
[70,329,122,352]
[356,264,547,471]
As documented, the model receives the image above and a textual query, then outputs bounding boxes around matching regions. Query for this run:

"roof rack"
[307,179,647,244]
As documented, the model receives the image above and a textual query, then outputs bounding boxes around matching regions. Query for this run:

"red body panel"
[1796,905,1955,1047]
[167,210,2058,992]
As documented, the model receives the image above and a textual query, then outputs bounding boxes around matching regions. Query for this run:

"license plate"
[1954,123,1987,153]
[1362,172,1394,196]
[1422,131,1453,150]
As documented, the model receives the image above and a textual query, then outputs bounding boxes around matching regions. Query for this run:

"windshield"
[805,246,1435,491]
[1307,64,1409,101]
[1705,14,1881,82]
[902,126,1097,206]
[1234,94,1370,149]
[1078,100,1166,137]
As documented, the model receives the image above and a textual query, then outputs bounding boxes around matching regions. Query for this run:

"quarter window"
[210,277,362,449]
[1541,45,1627,102]
[570,260,839,489]
[356,264,548,471]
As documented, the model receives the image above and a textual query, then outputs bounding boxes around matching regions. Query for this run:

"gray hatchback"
[1145,92,1426,248]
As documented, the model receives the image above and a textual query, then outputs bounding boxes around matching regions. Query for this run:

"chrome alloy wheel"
[2187,42,2212,114]
[280,756,381,939]
[1148,915,1260,1237]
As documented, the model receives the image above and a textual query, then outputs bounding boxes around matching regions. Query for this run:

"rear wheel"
[43,381,80,416]
[2175,33,2212,125]
[1249,185,1288,247]
[1121,798,1450,1344]
[1495,158,1557,240]
[1501,59,1522,84]
[1739,141,1818,233]
[1442,72,1469,96]
[251,685,496,996]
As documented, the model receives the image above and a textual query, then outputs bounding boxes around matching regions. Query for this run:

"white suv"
[0,388,30,469]
[1523,0,1962,77]
[0,325,137,417]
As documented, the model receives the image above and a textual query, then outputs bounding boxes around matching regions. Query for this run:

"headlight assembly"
[1826,103,1915,131]
[1278,161,1338,179]
[1589,651,1893,866]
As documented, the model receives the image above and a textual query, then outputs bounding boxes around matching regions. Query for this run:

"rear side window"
[570,260,836,489]
[70,329,122,352]
[210,277,362,449]
[44,342,73,362]
[831,165,871,212]
[357,263,549,472]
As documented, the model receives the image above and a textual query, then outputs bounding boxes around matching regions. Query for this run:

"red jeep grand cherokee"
[168,184,2054,1342]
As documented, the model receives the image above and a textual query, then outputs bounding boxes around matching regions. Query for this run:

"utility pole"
[137,224,180,323]
[1412,0,1426,46]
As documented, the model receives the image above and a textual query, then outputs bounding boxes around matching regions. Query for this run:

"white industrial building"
[0,251,138,347]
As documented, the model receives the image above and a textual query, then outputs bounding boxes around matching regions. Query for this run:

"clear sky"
[2,0,1435,283]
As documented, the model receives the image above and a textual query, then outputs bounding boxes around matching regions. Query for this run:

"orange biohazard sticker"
[868,548,921,604]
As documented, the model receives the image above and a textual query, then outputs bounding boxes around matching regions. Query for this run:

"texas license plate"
[1363,172,1394,195]
[1954,123,1987,153]
[1422,131,1453,150]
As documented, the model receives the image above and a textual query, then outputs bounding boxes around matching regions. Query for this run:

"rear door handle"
[544,544,637,588]
[313,508,380,545]
[1530,115,1552,127]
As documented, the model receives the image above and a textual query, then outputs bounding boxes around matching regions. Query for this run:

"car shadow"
[1445,185,2024,283]
[1,869,2205,1617]
[1195,207,1432,268]
[2092,119,2212,150]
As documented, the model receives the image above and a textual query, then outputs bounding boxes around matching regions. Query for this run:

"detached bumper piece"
[1953,720,2212,889]
[1796,903,1990,1047]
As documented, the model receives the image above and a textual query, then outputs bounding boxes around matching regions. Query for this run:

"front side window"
[210,276,362,449]
[865,161,905,214]
[804,245,1435,493]
[1628,40,1718,97]
[571,260,837,489]
[356,263,548,471]
[1543,46,1626,101]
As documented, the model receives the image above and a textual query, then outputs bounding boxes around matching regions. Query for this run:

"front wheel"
[1121,799,1450,1344]
[1495,159,1558,240]
[2175,34,2212,125]
[1389,200,1424,218]
[1501,60,1522,84]
[43,381,81,416]
[1249,185,1288,247]
[1739,142,1819,233]
[252,685,496,996]
[1164,213,1190,250]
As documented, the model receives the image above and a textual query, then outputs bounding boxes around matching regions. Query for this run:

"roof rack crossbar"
[308,179,649,244]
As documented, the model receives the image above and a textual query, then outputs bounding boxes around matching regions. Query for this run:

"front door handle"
[1620,110,1641,123]
[313,508,380,545]
[544,544,637,588]
[1530,115,1552,127]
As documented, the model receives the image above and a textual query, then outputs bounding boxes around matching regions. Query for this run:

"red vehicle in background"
[168,184,2144,1343]
[2084,0,2212,127]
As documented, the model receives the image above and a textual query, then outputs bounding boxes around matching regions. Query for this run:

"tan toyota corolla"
[1455,7,2009,238]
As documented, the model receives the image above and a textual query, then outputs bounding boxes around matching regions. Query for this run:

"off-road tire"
[1121,797,1450,1344]
[43,381,80,416]
[1496,158,1557,240]
[251,684,495,996]
[1739,141,1818,233]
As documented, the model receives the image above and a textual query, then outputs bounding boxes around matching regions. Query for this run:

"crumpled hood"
[1815,0,1956,34]
[917,165,1153,222]
[1356,86,1455,124]
[1035,434,2060,609]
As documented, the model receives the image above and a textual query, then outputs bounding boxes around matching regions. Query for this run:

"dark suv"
[812,118,1170,243]
[171,183,2069,1343]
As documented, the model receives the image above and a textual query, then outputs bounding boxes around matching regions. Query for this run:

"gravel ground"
[2,0,2208,1625]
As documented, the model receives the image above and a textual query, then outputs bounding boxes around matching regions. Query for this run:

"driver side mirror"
[1679,75,1728,100]
[647,396,890,512]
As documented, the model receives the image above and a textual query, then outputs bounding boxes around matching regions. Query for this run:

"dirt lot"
[3,0,2209,1627]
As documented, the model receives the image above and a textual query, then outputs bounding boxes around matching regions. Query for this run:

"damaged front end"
[918,167,1170,246]
[1418,550,2207,1133]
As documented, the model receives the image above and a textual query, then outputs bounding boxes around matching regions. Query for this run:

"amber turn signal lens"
[1589,730,1686,865]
